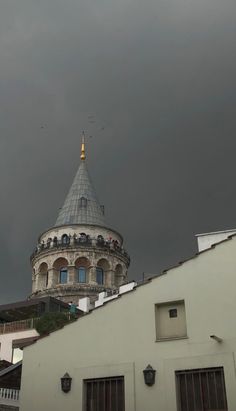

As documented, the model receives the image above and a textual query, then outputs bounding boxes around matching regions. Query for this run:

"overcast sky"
[0,0,236,303]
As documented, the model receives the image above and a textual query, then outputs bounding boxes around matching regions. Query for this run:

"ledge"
[31,243,130,265]
[30,284,111,296]
[155,336,188,342]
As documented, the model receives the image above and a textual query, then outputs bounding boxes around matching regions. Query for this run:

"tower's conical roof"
[55,141,106,227]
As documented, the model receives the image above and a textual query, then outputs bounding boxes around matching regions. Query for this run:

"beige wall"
[20,236,236,411]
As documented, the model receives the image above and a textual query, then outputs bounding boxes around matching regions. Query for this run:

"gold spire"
[80,132,86,161]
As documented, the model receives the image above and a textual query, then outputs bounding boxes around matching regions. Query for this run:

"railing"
[0,312,73,335]
[31,236,130,262]
[0,318,39,335]
[0,388,20,403]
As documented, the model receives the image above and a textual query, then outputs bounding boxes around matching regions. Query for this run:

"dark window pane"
[96,268,104,285]
[78,267,86,283]
[169,308,178,318]
[60,268,68,284]
[193,372,202,410]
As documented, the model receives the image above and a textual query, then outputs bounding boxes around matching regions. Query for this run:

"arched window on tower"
[39,262,48,289]
[115,264,123,287]
[78,266,86,283]
[79,197,87,208]
[62,234,69,245]
[96,267,104,285]
[60,268,68,284]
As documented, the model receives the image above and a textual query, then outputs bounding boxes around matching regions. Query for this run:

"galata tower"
[30,137,130,304]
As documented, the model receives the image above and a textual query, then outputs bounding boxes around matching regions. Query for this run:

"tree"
[35,312,75,336]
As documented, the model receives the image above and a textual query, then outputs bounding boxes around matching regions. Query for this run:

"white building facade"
[0,328,38,364]
[20,233,236,411]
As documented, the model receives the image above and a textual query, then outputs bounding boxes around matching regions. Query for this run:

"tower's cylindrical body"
[30,224,130,304]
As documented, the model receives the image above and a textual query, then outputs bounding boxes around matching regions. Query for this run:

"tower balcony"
[31,234,130,265]
[31,230,130,304]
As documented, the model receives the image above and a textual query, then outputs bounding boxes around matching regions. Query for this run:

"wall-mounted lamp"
[61,373,72,393]
[210,335,223,343]
[143,365,156,386]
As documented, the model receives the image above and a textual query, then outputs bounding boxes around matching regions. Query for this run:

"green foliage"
[35,312,74,336]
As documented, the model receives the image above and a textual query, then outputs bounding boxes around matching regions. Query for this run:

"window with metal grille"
[176,367,228,411]
[84,376,125,411]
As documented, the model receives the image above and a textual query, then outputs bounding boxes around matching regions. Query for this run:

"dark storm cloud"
[0,0,236,303]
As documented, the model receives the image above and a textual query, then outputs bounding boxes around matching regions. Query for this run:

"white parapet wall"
[78,297,92,313]
[78,282,138,311]
[95,292,119,308]
[95,282,137,308]
[119,282,137,294]
[196,229,236,252]
[0,329,39,363]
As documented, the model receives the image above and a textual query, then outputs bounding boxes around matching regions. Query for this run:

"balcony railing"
[0,312,72,335]
[0,318,38,335]
[31,235,130,262]
[0,388,20,404]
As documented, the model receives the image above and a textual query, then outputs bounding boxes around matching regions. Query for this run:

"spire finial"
[81,131,86,161]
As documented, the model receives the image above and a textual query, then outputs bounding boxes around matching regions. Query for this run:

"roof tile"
[55,161,106,227]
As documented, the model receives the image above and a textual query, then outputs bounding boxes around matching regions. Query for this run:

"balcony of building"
[0,387,20,407]
[31,233,130,264]
[0,318,38,335]
[0,297,72,364]
[0,361,21,410]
